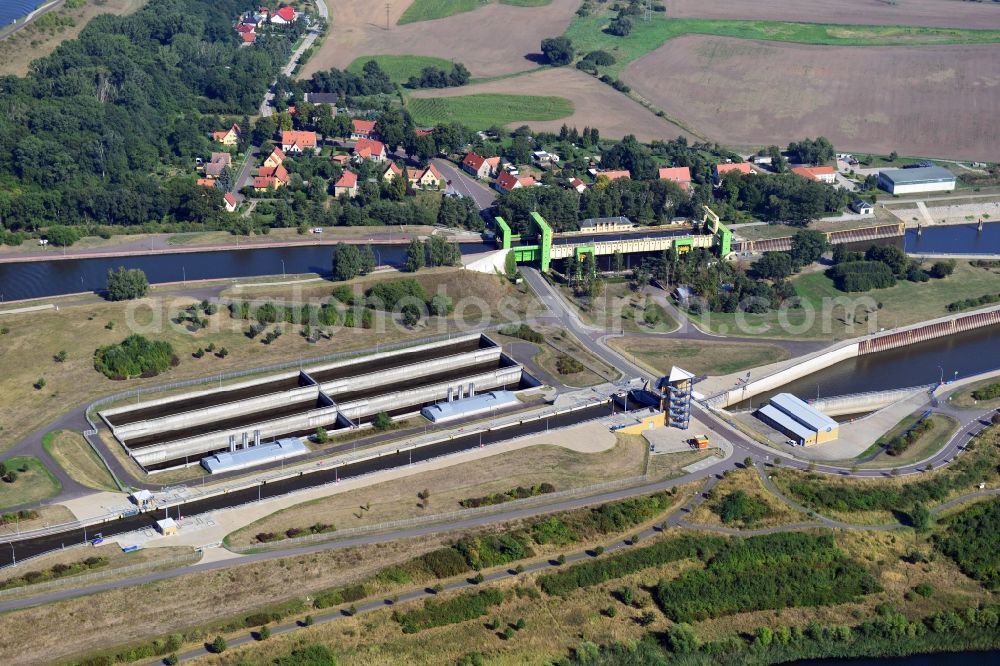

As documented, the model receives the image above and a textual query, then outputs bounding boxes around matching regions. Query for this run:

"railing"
[228,473,652,554]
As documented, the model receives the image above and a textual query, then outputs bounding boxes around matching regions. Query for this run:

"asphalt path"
[432,159,496,211]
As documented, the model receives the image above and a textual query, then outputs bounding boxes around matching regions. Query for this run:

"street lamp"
[7,542,14,566]
[937,365,944,384]
[281,259,285,276]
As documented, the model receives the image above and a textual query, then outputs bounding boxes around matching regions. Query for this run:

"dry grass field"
[0,0,146,76]
[410,66,687,141]
[623,35,1000,161]
[226,433,648,549]
[300,0,578,78]
[664,0,1000,30]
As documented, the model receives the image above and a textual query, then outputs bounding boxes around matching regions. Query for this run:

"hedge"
[394,589,504,633]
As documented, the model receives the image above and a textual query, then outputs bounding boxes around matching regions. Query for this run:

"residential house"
[494,171,535,194]
[212,124,241,146]
[281,130,317,154]
[791,165,837,184]
[851,200,874,215]
[532,150,559,166]
[658,166,692,192]
[305,92,339,109]
[253,7,269,22]
[382,162,404,182]
[235,23,256,35]
[254,164,289,191]
[263,147,286,168]
[715,162,756,180]
[240,32,257,45]
[223,192,238,213]
[331,154,351,166]
[595,169,630,181]
[270,6,296,24]
[568,177,586,194]
[203,152,232,178]
[414,128,434,137]
[334,170,358,197]
[351,119,377,140]
[462,152,499,179]
[196,178,216,187]
[353,137,387,163]
[406,163,443,190]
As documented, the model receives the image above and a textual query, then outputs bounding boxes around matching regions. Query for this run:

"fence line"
[229,473,651,554]
[0,553,198,598]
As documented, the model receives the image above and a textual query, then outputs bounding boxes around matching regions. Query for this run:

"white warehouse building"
[877,166,955,195]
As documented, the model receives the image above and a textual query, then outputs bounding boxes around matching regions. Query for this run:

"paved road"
[432,159,496,211]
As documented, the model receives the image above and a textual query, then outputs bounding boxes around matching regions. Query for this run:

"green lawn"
[407,93,573,128]
[397,0,481,24]
[688,261,1000,340]
[564,13,1000,78]
[499,0,551,5]
[0,456,61,510]
[346,55,456,83]
[854,414,959,468]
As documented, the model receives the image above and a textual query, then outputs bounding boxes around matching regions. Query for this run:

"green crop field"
[565,14,1000,77]
[407,93,573,128]
[397,0,481,25]
[346,55,456,84]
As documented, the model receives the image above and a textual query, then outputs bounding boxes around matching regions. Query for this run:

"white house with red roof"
[280,130,317,154]
[270,6,296,24]
[351,119,377,140]
[212,124,241,147]
[494,171,536,194]
[353,137,386,163]
[223,192,238,212]
[568,177,586,193]
[462,152,500,180]
[407,163,444,190]
[791,165,837,184]
[715,162,757,181]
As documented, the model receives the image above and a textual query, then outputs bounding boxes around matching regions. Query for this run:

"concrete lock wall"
[319,346,502,396]
[132,405,341,467]
[112,385,321,439]
[336,366,523,422]
[714,342,860,408]
[305,331,486,378]
[812,385,930,416]
[100,369,303,421]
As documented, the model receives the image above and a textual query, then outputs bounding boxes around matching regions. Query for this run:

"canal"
[0,242,493,302]
[787,650,1000,665]
[731,324,1000,409]
[904,221,1000,255]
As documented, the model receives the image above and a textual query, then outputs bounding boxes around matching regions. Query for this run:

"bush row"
[537,535,725,597]
[393,589,504,634]
[0,555,108,591]
[885,417,933,456]
[946,292,1000,312]
[971,382,1000,401]
[459,483,555,509]
[255,522,335,544]
[499,323,544,344]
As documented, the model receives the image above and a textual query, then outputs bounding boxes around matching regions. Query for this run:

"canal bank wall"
[704,303,1000,409]
[732,223,904,254]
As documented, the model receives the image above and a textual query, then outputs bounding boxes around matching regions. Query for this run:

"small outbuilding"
[851,200,874,215]
[155,517,178,536]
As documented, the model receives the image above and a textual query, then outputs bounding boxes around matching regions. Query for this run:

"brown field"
[411,67,690,141]
[0,0,147,76]
[623,35,1000,160]
[664,0,1000,30]
[300,0,579,78]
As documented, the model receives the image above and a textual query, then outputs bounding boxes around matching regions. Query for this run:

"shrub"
[105,267,149,301]
[209,636,226,653]
[372,411,393,430]
[713,490,772,526]
[365,278,428,311]
[499,324,544,344]
[556,355,584,375]
[93,335,176,380]
[828,260,896,292]
[395,589,504,633]
[419,548,469,578]
[257,625,270,640]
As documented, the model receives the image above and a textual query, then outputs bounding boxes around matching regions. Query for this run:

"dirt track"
[664,0,1000,30]
[300,0,579,78]
[623,35,1000,161]
[410,67,692,141]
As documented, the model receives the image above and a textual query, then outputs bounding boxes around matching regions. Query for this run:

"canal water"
[0,0,38,29]
[904,221,1000,255]
[787,650,1000,665]
[731,324,1000,408]
[0,242,492,302]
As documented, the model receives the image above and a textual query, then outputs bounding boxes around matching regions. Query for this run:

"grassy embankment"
[687,260,1000,340]
[0,456,61,510]
[558,280,677,334]
[609,336,790,378]
[41,430,118,492]
[852,413,960,469]
[564,13,1000,78]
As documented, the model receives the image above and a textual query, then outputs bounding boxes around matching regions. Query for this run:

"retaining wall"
[811,385,931,416]
[318,347,501,397]
[858,307,1000,355]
